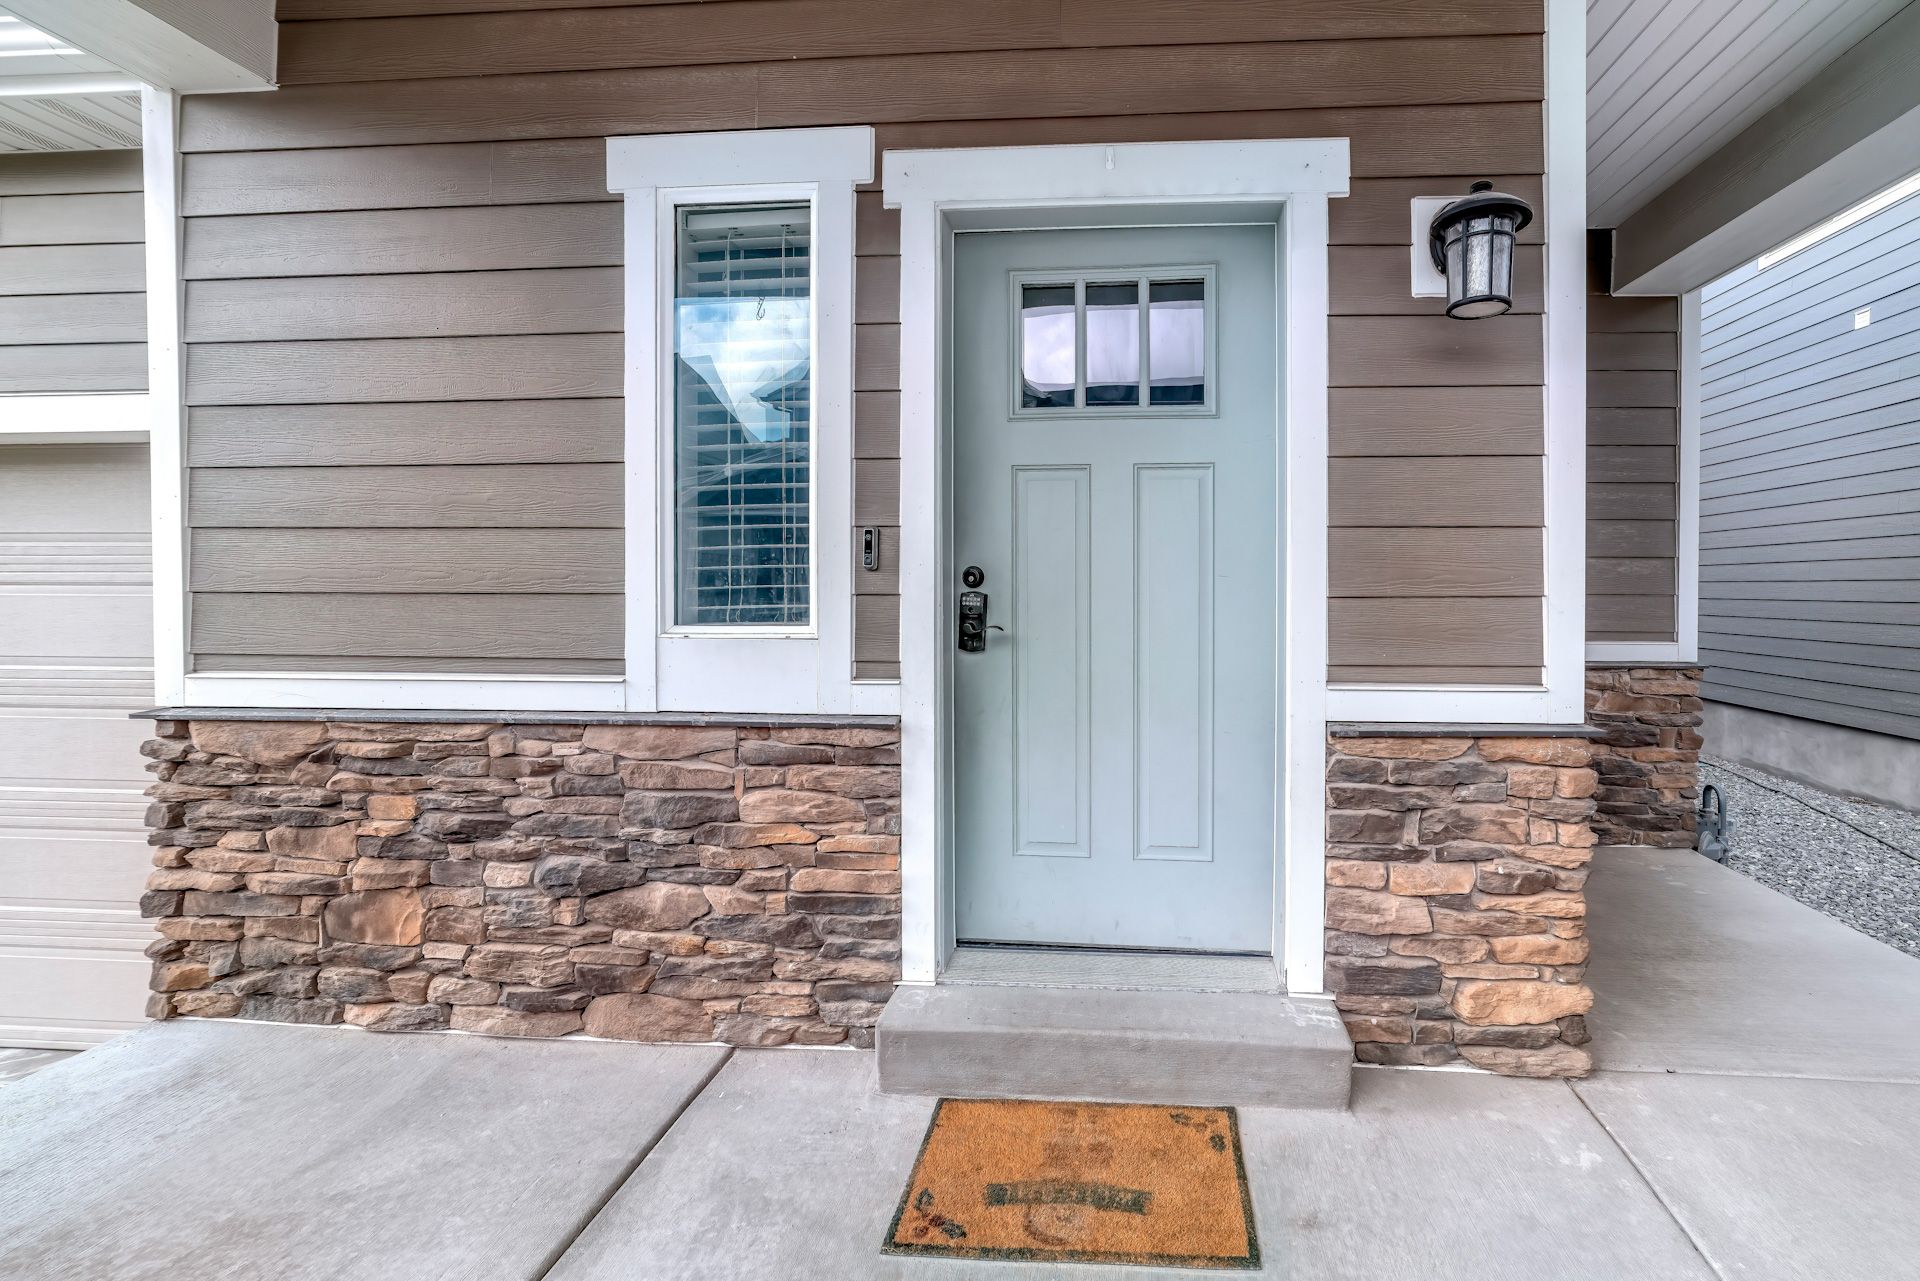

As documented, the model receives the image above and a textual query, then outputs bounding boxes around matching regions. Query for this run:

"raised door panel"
[1012,467,1091,858]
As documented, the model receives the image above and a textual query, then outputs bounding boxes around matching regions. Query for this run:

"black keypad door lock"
[958,590,989,652]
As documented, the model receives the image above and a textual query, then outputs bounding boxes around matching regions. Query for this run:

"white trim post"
[1281,193,1332,994]
[1675,287,1702,665]
[141,85,187,707]
[1541,0,1588,723]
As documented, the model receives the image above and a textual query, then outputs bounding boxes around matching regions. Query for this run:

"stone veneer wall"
[138,719,901,1046]
[1585,666,1704,848]
[1324,733,1597,1079]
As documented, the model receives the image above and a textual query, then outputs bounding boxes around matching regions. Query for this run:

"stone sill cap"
[1330,722,1607,739]
[134,707,901,729]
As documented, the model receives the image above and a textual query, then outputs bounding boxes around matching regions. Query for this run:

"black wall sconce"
[1428,180,1534,319]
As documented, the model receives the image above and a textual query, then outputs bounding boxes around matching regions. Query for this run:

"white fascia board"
[607,127,874,193]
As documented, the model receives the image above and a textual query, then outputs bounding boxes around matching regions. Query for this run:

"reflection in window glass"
[673,204,811,627]
[1085,282,1140,406]
[1021,284,1077,408]
[1149,279,1206,406]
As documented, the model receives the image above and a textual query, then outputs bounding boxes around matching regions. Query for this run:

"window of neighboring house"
[672,204,813,628]
[606,126,888,714]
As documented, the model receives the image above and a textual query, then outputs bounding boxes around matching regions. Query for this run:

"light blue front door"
[952,224,1281,953]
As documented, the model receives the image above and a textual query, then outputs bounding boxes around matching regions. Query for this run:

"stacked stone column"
[1324,734,1597,1078]
[1585,666,1704,848]
[139,719,901,1046]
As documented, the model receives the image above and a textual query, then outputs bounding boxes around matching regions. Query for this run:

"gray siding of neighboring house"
[0,150,145,396]
[1699,192,1920,741]
[1587,230,1680,643]
[178,0,1550,681]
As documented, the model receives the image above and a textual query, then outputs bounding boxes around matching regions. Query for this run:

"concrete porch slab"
[1585,845,1920,1081]
[550,1048,1715,1280]
[1575,1071,1920,1281]
[0,1020,728,1281]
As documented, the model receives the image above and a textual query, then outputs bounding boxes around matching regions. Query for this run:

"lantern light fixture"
[1427,180,1534,320]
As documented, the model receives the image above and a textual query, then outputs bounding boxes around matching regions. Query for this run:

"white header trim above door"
[884,137,1349,994]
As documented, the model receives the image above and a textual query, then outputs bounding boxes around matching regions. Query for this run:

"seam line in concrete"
[1588,1063,1920,1087]
[529,1047,735,1281]
[1567,1079,1730,1281]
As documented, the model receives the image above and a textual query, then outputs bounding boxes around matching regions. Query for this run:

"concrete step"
[876,982,1352,1110]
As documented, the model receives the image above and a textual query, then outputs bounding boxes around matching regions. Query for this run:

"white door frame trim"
[883,138,1349,994]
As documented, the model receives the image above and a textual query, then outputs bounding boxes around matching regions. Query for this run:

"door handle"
[958,589,990,652]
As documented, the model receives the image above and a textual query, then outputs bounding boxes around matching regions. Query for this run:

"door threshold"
[941,944,1282,994]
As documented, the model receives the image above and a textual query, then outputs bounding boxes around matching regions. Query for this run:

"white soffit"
[0,11,139,150]
[1587,0,1908,226]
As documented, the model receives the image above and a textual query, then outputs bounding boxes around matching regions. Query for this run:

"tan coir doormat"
[882,1098,1259,1269]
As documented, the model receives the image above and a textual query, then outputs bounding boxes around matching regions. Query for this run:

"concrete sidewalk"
[2,846,1917,1280]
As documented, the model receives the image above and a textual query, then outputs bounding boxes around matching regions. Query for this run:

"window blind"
[672,204,812,627]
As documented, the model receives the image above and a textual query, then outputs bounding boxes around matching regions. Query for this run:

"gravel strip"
[1701,755,1920,959]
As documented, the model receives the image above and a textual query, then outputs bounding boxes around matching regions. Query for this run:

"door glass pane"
[1085,282,1141,406]
[673,204,811,626]
[1149,279,1206,406]
[1020,284,1077,408]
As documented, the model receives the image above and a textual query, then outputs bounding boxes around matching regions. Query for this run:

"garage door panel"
[0,714,151,790]
[0,442,154,1047]
[0,591,151,660]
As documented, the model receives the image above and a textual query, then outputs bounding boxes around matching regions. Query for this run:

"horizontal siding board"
[1701,683,1920,742]
[182,138,612,217]
[1704,534,1920,567]
[1331,244,1542,316]
[192,528,621,593]
[0,292,144,345]
[1330,386,1542,457]
[1700,629,1920,672]
[189,464,621,528]
[0,192,143,246]
[281,0,713,16]
[1705,665,1920,722]
[1703,647,1920,699]
[1332,457,1543,526]
[181,42,1541,152]
[1330,315,1542,387]
[855,324,899,392]
[1588,557,1675,594]
[1698,613,1920,649]
[1702,440,1920,500]
[1589,329,1676,371]
[0,244,143,296]
[852,459,900,526]
[184,268,622,342]
[855,255,901,325]
[1589,369,1677,407]
[0,343,146,393]
[1703,464,1920,517]
[279,0,1059,83]
[0,149,142,196]
[1330,528,1541,596]
[1589,519,1675,557]
[854,594,898,664]
[1587,482,1674,521]
[186,334,621,404]
[191,592,622,660]
[1588,445,1677,483]
[1588,406,1676,446]
[1585,592,1674,636]
[856,192,900,255]
[1705,416,1918,480]
[854,391,900,459]
[187,400,623,467]
[184,203,622,279]
[1331,597,1542,666]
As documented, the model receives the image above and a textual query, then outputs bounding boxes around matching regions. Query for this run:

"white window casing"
[609,126,895,716]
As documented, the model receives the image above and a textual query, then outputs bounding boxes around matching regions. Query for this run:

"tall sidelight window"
[672,204,813,627]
